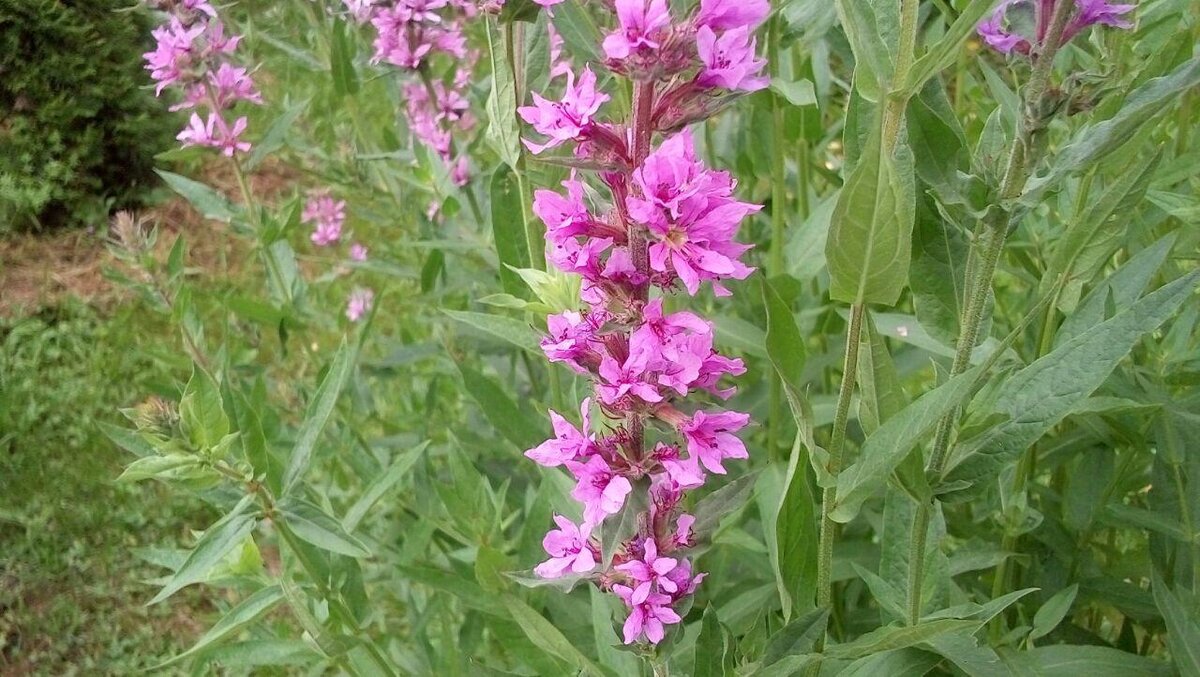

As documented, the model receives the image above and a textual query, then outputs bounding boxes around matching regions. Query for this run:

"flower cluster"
[143,0,261,156]
[301,189,374,321]
[978,0,1135,55]
[521,0,766,647]
[347,0,479,192]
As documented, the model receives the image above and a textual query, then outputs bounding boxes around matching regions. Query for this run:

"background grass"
[0,302,213,673]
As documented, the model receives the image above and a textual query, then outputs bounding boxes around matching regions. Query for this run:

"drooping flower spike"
[520,0,765,648]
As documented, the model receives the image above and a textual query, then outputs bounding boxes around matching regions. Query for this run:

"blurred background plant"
[0,0,175,233]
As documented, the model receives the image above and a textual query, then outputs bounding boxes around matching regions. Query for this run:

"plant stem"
[503,21,542,271]
[908,0,1074,625]
[767,15,787,460]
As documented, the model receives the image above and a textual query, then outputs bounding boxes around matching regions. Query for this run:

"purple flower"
[350,243,369,262]
[303,193,347,247]
[346,288,375,322]
[526,399,594,467]
[977,0,1031,54]
[602,0,672,61]
[518,67,610,154]
[176,113,251,157]
[535,515,597,578]
[680,409,749,474]
[612,583,681,644]
[696,26,768,92]
[662,558,706,601]
[1064,0,1136,41]
[208,64,264,108]
[144,19,205,95]
[344,0,379,23]
[566,456,633,526]
[541,310,603,373]
[598,347,663,405]
[616,537,679,593]
[533,179,598,246]
[694,0,768,31]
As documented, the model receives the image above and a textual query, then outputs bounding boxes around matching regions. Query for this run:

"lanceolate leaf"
[501,595,606,676]
[485,18,522,170]
[902,0,1001,95]
[826,619,978,659]
[153,585,285,669]
[155,170,238,223]
[944,270,1200,492]
[456,362,545,450]
[833,0,895,102]
[761,607,829,666]
[342,441,430,533]
[830,366,981,523]
[443,309,541,353]
[278,497,372,558]
[283,333,362,494]
[490,167,532,297]
[1151,570,1200,675]
[826,122,915,306]
[150,496,257,604]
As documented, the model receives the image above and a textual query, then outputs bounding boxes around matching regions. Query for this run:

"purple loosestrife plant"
[143,1,260,156]
[978,0,1135,55]
[350,0,480,196]
[519,0,767,648]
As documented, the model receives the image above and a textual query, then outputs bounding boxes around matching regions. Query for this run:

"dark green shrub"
[0,0,174,233]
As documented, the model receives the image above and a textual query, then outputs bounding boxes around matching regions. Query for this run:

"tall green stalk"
[906,0,1075,626]
[809,0,920,661]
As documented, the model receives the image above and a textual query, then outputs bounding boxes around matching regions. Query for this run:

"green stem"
[910,0,1075,626]
[501,21,541,270]
[814,302,865,620]
[767,15,787,459]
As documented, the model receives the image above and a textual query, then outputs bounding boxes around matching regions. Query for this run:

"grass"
[0,301,214,674]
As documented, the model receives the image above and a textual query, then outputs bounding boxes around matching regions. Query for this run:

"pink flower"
[533,179,598,246]
[616,537,679,592]
[632,298,710,352]
[181,0,218,17]
[696,26,768,92]
[541,310,603,373]
[208,63,264,107]
[695,0,768,31]
[344,0,378,23]
[526,399,594,467]
[680,409,749,474]
[350,243,369,262]
[303,194,347,246]
[566,456,633,526]
[1064,0,1136,41]
[518,67,610,154]
[612,583,681,644]
[144,18,205,95]
[346,288,374,322]
[602,0,672,60]
[673,514,695,548]
[662,558,706,601]
[977,0,1030,54]
[598,347,663,405]
[535,515,597,578]
[175,113,251,156]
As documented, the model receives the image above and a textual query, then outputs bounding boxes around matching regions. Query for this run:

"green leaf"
[834,0,894,102]
[694,606,733,677]
[245,98,310,171]
[826,122,915,305]
[902,0,1000,95]
[283,333,361,494]
[195,640,320,667]
[100,421,157,458]
[837,648,942,677]
[152,585,285,668]
[1029,584,1078,642]
[278,497,371,558]
[342,441,430,533]
[1042,55,1200,187]
[771,78,817,107]
[831,366,981,523]
[691,472,759,542]
[761,608,829,666]
[856,312,905,435]
[550,1,603,65]
[944,270,1200,492]
[116,454,203,483]
[443,309,540,353]
[150,498,257,604]
[457,362,546,450]
[761,277,808,420]
[758,435,817,621]
[329,17,359,98]
[179,365,229,451]
[490,167,532,297]
[1010,645,1175,676]
[485,18,521,170]
[1151,570,1200,676]
[601,486,645,567]
[826,620,978,660]
[592,585,639,673]
[155,170,237,223]
[501,595,606,676]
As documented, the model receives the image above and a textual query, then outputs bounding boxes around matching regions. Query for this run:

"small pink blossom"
[602,0,672,61]
[535,515,597,578]
[526,399,594,467]
[350,243,369,262]
[518,67,610,154]
[612,583,681,644]
[696,26,768,92]
[208,63,264,107]
[598,347,663,405]
[616,538,679,593]
[695,0,768,31]
[680,409,750,474]
[303,194,347,247]
[566,455,633,526]
[346,288,374,322]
